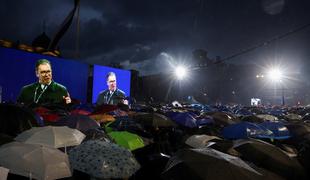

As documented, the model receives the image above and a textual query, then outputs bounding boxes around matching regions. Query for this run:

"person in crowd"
[96,72,128,106]
[17,59,71,107]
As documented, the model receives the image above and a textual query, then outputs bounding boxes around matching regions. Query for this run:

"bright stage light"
[267,68,283,82]
[175,66,188,80]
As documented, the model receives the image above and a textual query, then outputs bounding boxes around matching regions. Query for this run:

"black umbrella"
[248,107,264,114]
[302,113,310,121]
[241,115,264,123]
[208,139,240,156]
[83,128,112,142]
[107,116,152,138]
[132,144,170,180]
[130,103,155,113]
[195,123,222,136]
[210,112,240,127]
[298,136,310,178]
[234,139,307,180]
[162,148,268,180]
[0,133,14,146]
[0,103,42,136]
[285,123,310,138]
[55,114,100,133]
[133,112,177,128]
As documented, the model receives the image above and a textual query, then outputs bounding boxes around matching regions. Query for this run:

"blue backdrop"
[92,65,131,103]
[0,47,89,102]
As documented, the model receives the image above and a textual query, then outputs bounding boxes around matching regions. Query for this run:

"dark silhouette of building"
[32,32,51,49]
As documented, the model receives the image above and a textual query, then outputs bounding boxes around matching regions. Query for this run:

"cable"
[195,22,310,68]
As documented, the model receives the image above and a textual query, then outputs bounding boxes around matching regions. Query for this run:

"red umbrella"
[34,107,60,122]
[91,104,118,115]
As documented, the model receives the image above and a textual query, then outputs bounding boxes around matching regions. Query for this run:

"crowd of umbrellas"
[1,101,310,180]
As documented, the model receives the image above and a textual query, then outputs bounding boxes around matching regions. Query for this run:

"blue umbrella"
[130,104,154,112]
[196,116,214,126]
[222,122,273,139]
[217,106,233,113]
[189,103,204,111]
[259,121,290,140]
[166,112,197,128]
[202,105,217,113]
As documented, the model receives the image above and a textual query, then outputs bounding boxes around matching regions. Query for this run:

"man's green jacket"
[17,81,69,106]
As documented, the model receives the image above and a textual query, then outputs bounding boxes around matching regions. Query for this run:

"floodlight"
[267,68,283,82]
[175,66,188,80]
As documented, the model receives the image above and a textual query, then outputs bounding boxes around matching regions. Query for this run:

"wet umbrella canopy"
[166,111,198,128]
[233,139,307,179]
[83,128,112,142]
[211,112,240,127]
[0,103,43,136]
[241,115,265,123]
[222,122,274,139]
[285,123,310,138]
[15,126,85,148]
[69,140,140,179]
[133,112,177,128]
[256,114,278,121]
[91,104,118,115]
[106,116,151,138]
[89,113,115,123]
[259,121,290,139]
[0,133,14,146]
[161,147,275,180]
[108,131,145,151]
[55,114,100,133]
[0,142,72,180]
[185,134,222,148]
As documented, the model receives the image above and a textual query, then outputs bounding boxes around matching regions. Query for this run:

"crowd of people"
[1,58,310,180]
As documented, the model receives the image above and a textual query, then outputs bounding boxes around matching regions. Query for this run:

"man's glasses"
[39,70,52,75]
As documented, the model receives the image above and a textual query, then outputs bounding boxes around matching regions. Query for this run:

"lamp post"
[281,85,285,106]
[174,65,188,101]
[256,67,285,106]
[267,68,285,106]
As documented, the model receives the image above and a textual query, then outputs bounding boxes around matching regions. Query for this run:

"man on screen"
[17,59,71,107]
[96,72,128,106]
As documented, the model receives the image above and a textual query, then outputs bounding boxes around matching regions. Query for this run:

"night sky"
[1,0,310,76]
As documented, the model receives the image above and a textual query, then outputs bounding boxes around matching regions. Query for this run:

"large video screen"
[0,47,89,102]
[92,65,131,103]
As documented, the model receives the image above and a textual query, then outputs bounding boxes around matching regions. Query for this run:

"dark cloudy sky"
[1,0,310,75]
